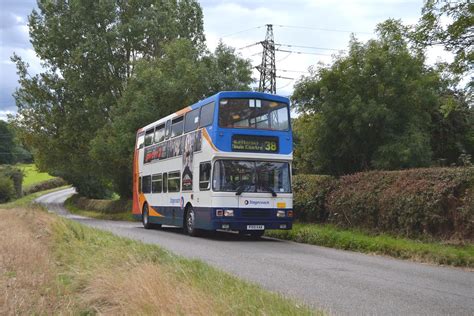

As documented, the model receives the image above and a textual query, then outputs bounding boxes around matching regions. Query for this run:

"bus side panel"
[132,146,141,216]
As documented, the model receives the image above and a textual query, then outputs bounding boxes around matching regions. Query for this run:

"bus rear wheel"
[184,206,200,237]
[142,203,161,229]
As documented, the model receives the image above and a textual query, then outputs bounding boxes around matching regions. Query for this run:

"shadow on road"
[144,225,281,242]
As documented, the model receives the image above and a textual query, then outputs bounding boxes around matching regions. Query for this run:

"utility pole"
[258,24,276,94]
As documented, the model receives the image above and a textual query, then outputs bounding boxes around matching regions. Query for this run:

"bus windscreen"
[213,160,291,193]
[218,99,289,130]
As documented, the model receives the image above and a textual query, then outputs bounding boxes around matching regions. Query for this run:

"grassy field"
[266,223,474,268]
[0,205,317,315]
[18,163,55,188]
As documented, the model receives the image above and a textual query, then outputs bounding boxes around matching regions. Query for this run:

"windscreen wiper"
[264,186,277,197]
[235,185,245,196]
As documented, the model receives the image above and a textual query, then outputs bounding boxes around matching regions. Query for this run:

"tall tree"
[12,0,205,197]
[414,0,473,75]
[90,40,253,197]
[292,20,442,175]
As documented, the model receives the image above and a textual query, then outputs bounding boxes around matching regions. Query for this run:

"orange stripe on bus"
[175,106,192,116]
[149,207,164,217]
[202,128,218,151]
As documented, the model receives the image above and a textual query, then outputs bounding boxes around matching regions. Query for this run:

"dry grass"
[0,208,68,315]
[83,263,216,315]
[0,207,314,315]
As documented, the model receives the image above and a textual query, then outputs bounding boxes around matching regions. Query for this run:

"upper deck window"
[171,116,184,138]
[200,102,215,127]
[154,124,165,143]
[184,108,200,133]
[144,129,154,146]
[218,99,289,131]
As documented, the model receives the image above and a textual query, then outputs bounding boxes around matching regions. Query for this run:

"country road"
[36,188,474,315]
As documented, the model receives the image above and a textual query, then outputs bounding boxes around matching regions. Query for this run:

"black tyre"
[142,204,161,229]
[184,206,200,237]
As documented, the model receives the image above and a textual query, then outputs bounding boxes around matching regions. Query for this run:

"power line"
[275,48,333,56]
[276,52,292,62]
[221,25,265,38]
[276,43,343,51]
[277,80,295,90]
[277,69,309,74]
[275,24,372,35]
[276,75,295,80]
[237,42,261,50]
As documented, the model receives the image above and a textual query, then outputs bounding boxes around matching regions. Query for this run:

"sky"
[0,0,451,121]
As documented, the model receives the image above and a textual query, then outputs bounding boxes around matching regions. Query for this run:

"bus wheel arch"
[142,202,161,230]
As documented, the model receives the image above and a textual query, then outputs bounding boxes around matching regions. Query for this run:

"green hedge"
[23,177,67,195]
[68,194,132,214]
[0,166,23,198]
[0,177,15,203]
[293,167,474,241]
[292,174,336,222]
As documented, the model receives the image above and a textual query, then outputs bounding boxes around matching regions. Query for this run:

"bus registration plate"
[247,225,265,230]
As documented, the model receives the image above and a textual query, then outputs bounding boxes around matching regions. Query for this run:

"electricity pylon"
[258,24,276,94]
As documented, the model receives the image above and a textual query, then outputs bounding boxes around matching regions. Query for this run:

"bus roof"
[138,91,289,132]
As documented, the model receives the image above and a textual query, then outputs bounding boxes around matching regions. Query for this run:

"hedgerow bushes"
[23,177,67,195]
[293,167,474,241]
[0,166,23,202]
[68,194,132,214]
[292,175,336,222]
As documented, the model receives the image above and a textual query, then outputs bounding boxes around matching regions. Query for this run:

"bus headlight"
[287,211,293,217]
[216,209,224,217]
[224,209,234,217]
[277,210,286,217]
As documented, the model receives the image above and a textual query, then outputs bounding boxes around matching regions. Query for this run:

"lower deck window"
[152,174,162,193]
[167,171,180,192]
[142,175,151,194]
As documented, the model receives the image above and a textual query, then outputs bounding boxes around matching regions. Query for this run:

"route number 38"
[264,141,277,152]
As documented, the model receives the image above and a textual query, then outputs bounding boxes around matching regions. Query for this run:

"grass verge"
[266,223,474,268]
[1,206,317,315]
[64,195,134,221]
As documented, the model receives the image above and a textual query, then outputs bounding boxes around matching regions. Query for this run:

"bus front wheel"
[184,206,200,237]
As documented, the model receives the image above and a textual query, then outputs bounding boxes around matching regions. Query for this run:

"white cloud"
[0,109,15,121]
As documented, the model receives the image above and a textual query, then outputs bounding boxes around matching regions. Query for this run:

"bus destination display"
[231,135,279,153]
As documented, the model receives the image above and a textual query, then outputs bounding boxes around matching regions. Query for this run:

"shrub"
[0,177,15,203]
[326,167,474,240]
[0,166,23,198]
[23,177,67,195]
[292,174,336,222]
[68,194,132,214]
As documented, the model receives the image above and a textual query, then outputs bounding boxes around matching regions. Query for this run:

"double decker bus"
[132,91,293,237]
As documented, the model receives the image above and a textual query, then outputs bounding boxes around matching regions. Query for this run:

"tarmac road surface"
[36,188,474,315]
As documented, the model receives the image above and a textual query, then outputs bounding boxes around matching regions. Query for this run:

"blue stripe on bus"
[141,206,293,231]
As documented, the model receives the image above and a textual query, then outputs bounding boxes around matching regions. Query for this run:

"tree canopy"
[90,40,253,197]
[12,0,252,197]
[414,0,473,75]
[292,19,473,175]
